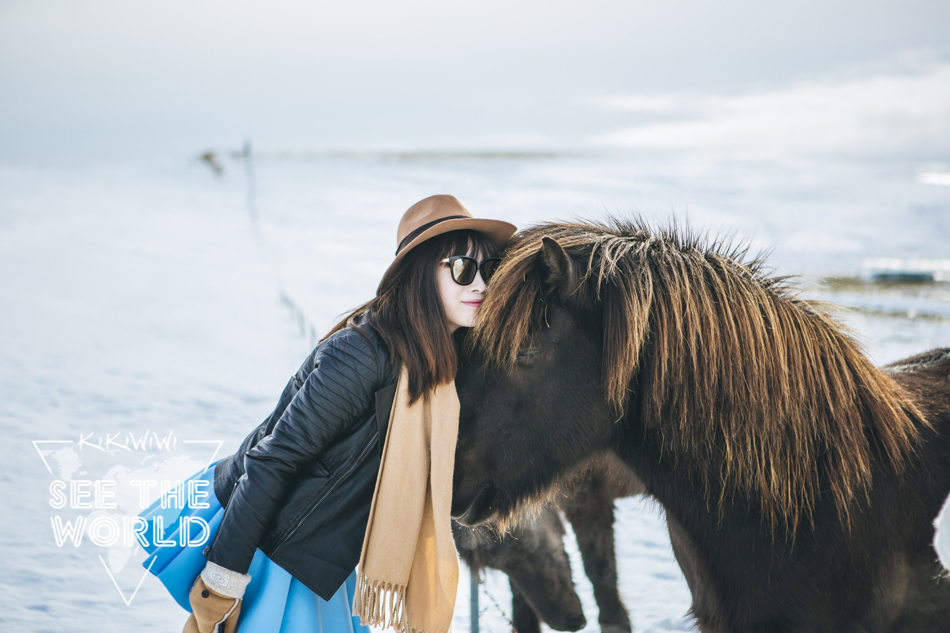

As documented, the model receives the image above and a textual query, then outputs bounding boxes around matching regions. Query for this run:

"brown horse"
[455,507,585,633]
[451,219,950,632]
[455,454,644,633]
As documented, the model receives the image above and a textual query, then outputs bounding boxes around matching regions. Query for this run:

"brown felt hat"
[377,195,516,293]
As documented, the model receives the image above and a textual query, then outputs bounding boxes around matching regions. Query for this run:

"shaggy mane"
[472,218,927,532]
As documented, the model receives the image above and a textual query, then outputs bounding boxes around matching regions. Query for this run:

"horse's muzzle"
[451,481,497,526]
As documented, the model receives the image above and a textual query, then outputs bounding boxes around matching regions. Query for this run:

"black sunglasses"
[440,256,502,285]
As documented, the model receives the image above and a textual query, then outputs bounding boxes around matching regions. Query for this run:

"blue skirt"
[140,462,368,633]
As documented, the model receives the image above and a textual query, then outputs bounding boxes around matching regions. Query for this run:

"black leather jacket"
[204,316,397,600]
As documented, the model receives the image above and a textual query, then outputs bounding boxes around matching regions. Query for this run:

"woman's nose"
[470,271,486,292]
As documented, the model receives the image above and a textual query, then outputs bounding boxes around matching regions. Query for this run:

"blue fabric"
[140,462,368,633]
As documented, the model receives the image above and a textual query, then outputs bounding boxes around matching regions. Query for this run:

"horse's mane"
[473,218,926,532]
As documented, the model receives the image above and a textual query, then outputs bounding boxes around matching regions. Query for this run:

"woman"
[139,195,515,633]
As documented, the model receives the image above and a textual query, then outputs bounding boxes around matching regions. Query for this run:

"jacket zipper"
[270,433,377,554]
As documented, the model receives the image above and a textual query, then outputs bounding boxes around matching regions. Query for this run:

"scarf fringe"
[353,572,430,633]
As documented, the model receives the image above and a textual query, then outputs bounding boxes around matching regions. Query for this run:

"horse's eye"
[515,348,543,367]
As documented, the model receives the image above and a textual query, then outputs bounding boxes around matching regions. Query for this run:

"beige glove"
[183,562,251,633]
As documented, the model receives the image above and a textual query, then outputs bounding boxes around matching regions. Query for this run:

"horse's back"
[885,347,950,373]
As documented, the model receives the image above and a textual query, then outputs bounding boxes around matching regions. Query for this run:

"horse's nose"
[547,610,586,632]
[451,481,497,525]
[564,612,586,631]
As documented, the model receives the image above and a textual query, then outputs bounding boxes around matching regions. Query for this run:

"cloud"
[587,95,683,113]
[590,63,950,158]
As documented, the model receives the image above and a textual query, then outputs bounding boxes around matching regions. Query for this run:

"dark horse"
[454,507,586,633]
[451,220,950,632]
[455,454,644,633]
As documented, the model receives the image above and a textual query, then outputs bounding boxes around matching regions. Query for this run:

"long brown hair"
[325,229,498,404]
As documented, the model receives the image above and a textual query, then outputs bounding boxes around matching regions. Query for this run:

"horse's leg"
[561,472,633,633]
[511,580,542,633]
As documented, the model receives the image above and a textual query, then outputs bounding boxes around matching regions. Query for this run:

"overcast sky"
[2,0,949,163]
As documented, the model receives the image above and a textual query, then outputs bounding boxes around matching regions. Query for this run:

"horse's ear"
[539,237,580,302]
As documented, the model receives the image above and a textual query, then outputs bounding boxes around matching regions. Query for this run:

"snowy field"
[1,152,948,633]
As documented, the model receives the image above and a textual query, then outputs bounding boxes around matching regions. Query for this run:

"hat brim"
[377,218,517,292]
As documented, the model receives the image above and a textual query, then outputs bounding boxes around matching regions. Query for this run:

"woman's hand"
[183,562,251,633]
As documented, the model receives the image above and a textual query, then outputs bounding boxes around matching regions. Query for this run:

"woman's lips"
[462,300,483,309]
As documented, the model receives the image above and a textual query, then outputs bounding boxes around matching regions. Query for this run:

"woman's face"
[436,247,487,333]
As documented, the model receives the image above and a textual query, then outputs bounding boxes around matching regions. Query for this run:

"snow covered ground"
[1,152,948,632]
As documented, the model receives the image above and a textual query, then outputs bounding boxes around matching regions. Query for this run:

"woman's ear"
[538,237,580,303]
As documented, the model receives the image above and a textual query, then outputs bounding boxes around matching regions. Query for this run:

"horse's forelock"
[473,218,927,533]
[470,237,547,367]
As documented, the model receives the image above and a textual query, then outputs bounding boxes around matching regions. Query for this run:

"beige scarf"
[353,366,460,633]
